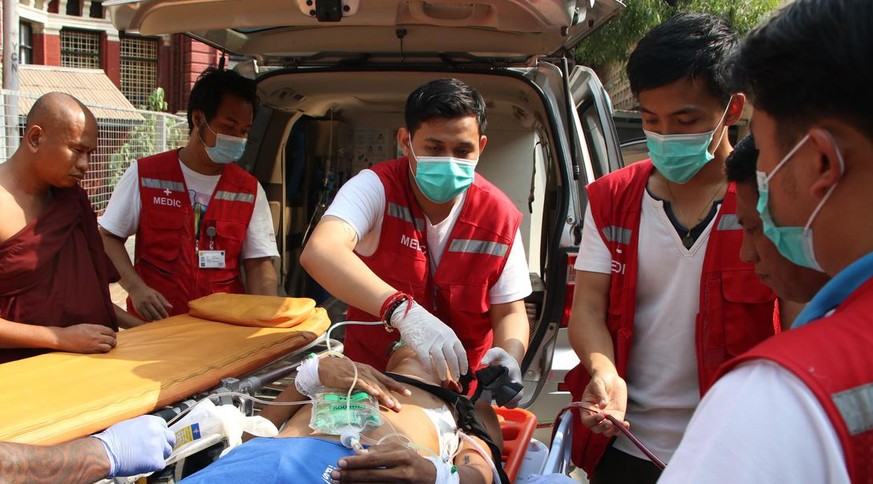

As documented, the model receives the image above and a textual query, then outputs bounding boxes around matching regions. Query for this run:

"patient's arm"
[0,438,110,484]
[455,435,495,484]
[258,383,307,430]
[315,357,410,412]
[473,399,503,450]
[260,356,411,429]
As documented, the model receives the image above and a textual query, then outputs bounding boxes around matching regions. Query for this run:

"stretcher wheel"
[494,406,537,482]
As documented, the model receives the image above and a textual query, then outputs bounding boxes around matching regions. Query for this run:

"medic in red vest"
[99,68,279,321]
[659,2,873,479]
[564,14,780,482]
[301,79,532,405]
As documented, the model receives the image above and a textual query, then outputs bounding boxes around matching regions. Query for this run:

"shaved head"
[13,92,100,189]
[26,92,96,133]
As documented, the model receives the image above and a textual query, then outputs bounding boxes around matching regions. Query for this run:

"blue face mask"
[644,102,731,184]
[756,133,843,271]
[202,122,247,164]
[408,141,477,204]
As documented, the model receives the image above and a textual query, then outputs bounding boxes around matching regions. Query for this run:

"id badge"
[198,250,226,269]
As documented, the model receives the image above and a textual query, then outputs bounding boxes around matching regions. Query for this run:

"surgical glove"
[480,347,524,408]
[391,301,468,381]
[93,415,175,478]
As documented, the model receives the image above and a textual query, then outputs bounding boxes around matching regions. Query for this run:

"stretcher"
[0,294,330,445]
[514,409,581,483]
[514,406,668,483]
[0,289,577,483]
[495,406,538,482]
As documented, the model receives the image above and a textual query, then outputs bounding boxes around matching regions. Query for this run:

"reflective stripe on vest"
[141,177,185,192]
[602,225,631,244]
[833,382,873,435]
[717,214,742,231]
[448,239,509,257]
[214,190,255,203]
[387,202,424,231]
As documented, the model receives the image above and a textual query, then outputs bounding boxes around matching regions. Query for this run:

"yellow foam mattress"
[188,293,317,328]
[0,298,329,445]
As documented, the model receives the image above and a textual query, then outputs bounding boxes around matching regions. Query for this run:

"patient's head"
[386,342,466,393]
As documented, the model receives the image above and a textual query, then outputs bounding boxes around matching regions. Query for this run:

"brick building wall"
[2,0,219,113]
[172,36,218,113]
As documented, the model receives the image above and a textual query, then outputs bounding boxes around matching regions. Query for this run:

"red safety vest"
[133,150,257,317]
[344,157,522,373]
[718,277,873,483]
[564,160,779,474]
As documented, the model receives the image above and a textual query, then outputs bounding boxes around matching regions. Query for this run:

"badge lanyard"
[198,223,226,269]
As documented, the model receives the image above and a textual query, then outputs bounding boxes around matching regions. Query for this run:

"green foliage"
[575,0,779,69]
[108,87,187,189]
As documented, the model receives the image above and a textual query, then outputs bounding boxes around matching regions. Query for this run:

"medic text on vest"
[610,246,626,274]
[611,260,626,275]
[400,234,427,254]
[153,196,183,208]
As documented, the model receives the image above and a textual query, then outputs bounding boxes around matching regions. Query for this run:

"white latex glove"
[480,347,524,408]
[92,415,175,478]
[391,300,468,381]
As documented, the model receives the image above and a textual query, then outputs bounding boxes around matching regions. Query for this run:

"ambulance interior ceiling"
[257,71,554,274]
[257,71,547,127]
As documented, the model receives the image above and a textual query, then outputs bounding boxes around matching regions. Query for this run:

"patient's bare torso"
[277,373,448,457]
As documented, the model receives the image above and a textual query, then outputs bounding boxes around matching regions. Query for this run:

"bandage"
[425,456,460,484]
[295,354,323,397]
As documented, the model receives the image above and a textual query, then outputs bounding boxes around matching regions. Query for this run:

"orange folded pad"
[0,308,329,445]
[188,293,317,328]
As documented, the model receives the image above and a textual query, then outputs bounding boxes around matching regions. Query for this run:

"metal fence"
[0,90,188,213]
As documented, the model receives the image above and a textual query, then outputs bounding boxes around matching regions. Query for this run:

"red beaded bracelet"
[380,291,412,331]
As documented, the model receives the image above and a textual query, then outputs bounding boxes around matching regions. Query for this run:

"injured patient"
[180,343,508,484]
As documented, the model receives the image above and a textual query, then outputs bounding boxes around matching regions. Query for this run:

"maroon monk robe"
[0,185,119,363]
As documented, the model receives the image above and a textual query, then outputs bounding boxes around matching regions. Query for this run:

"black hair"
[186,67,258,133]
[627,12,738,105]
[729,0,873,149]
[724,134,758,189]
[404,78,487,135]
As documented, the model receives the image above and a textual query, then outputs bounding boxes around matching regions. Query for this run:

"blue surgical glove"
[92,415,175,477]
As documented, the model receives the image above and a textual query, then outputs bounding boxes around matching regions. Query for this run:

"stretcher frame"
[95,336,342,484]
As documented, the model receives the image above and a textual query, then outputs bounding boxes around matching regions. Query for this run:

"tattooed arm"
[300,215,398,317]
[455,437,494,484]
[0,415,174,483]
[0,438,110,484]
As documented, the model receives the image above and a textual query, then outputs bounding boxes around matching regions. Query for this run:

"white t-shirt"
[575,190,717,463]
[324,169,532,304]
[659,360,848,483]
[99,160,279,260]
